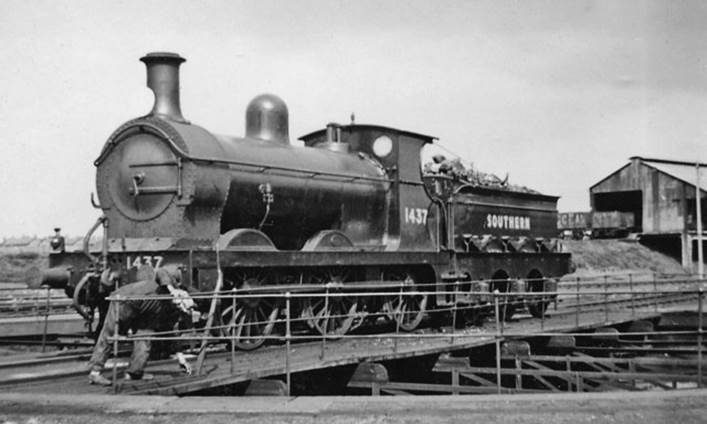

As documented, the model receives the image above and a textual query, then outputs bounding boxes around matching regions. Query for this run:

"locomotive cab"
[300,124,438,251]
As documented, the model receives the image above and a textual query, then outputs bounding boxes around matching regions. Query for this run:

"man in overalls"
[88,265,194,385]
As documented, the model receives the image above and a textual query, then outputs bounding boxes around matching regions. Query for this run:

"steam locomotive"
[43,52,571,349]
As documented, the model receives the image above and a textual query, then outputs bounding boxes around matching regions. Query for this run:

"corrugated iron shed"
[590,156,707,270]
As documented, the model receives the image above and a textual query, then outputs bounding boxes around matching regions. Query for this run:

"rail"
[0,287,72,316]
[0,286,76,351]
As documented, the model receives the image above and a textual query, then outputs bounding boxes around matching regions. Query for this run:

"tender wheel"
[221,271,279,351]
[382,270,428,331]
[526,271,550,319]
[301,268,360,337]
[527,301,548,318]
[527,288,550,318]
[488,270,516,322]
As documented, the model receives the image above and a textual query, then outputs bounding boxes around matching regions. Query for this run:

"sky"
[1,0,707,237]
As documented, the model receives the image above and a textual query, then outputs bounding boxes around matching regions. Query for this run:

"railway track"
[0,347,94,370]
[0,287,72,316]
[0,349,95,387]
[0,344,139,389]
[0,286,88,342]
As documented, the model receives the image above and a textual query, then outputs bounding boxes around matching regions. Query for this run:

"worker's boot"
[88,370,112,386]
[124,372,154,381]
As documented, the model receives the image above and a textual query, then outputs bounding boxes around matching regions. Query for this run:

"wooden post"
[515,356,522,390]
[683,232,692,270]
[696,163,703,278]
[565,356,572,392]
[451,369,460,395]
[372,382,380,396]
[699,288,703,388]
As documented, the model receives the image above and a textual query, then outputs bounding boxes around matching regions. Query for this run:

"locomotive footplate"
[45,246,568,331]
[46,248,568,291]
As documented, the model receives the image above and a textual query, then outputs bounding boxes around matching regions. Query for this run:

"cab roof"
[298,124,437,145]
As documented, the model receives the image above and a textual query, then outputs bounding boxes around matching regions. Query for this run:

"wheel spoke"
[244,310,253,339]
[324,314,331,334]
[234,312,246,338]
[303,268,356,337]
[220,272,279,350]
[382,270,427,331]
[400,302,409,325]
[264,307,279,336]
[315,303,328,320]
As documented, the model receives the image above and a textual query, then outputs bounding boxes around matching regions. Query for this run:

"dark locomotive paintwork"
[96,116,391,250]
[300,124,438,251]
[449,186,559,250]
[43,52,571,343]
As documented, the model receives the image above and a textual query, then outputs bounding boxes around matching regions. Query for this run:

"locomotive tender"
[43,52,571,349]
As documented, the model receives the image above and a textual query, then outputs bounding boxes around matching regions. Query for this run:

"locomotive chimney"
[246,94,290,144]
[140,52,187,123]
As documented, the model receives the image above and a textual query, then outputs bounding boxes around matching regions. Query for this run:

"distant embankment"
[0,252,47,285]
[563,239,687,277]
[0,236,82,285]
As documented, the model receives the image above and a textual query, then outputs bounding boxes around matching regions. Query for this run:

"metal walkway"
[123,299,696,395]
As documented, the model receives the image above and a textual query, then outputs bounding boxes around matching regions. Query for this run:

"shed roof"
[640,159,704,189]
[591,156,707,191]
